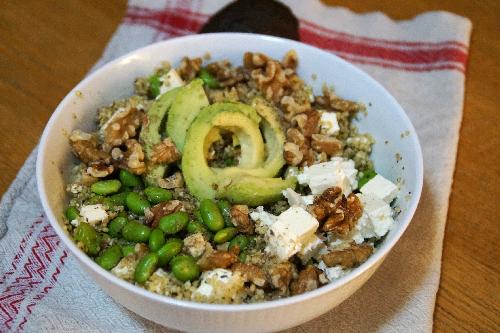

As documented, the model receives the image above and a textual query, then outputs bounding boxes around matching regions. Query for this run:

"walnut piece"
[69,130,110,164]
[282,50,298,70]
[206,60,247,87]
[286,128,306,146]
[121,139,146,175]
[315,85,364,113]
[86,161,114,178]
[290,265,320,295]
[266,262,294,293]
[232,263,266,287]
[198,250,238,271]
[230,205,254,234]
[150,138,181,164]
[311,134,343,155]
[321,243,373,268]
[243,52,269,69]
[177,57,202,81]
[284,142,303,166]
[312,186,343,221]
[148,200,183,228]
[322,193,363,235]
[301,110,321,137]
[102,107,142,147]
[157,172,184,189]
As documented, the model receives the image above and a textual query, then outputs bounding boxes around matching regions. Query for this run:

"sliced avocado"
[182,102,294,206]
[182,103,264,200]
[213,98,285,178]
[140,88,181,186]
[223,175,296,206]
[166,79,209,152]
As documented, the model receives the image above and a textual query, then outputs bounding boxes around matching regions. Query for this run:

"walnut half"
[150,138,180,164]
[321,243,373,268]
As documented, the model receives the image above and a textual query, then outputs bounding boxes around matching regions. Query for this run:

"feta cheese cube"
[159,69,184,96]
[191,269,245,303]
[298,234,326,264]
[319,111,340,136]
[360,174,398,203]
[297,157,358,195]
[266,207,319,261]
[79,204,108,226]
[317,261,346,281]
[351,193,394,243]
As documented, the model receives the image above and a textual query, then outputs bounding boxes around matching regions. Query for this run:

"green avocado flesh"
[140,88,180,186]
[166,79,209,152]
[182,102,294,206]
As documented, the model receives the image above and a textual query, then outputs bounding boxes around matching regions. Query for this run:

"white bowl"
[36,33,423,333]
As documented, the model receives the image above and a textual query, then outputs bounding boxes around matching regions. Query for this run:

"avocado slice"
[140,88,181,186]
[166,79,209,152]
[182,102,294,206]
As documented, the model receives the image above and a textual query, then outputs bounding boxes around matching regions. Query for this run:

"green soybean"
[108,216,128,238]
[198,68,220,89]
[144,187,172,204]
[157,238,183,266]
[121,220,151,243]
[217,200,234,227]
[65,206,79,221]
[149,74,162,98]
[199,199,224,232]
[187,220,207,234]
[74,222,100,256]
[194,210,203,223]
[159,212,189,235]
[108,192,130,207]
[238,251,248,263]
[134,252,159,284]
[214,227,237,244]
[86,195,105,205]
[148,228,165,252]
[125,192,151,215]
[121,244,136,257]
[229,234,249,252]
[170,255,200,282]
[95,244,123,270]
[91,179,122,195]
[119,169,143,188]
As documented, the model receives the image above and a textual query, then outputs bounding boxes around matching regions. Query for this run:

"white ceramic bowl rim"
[36,33,423,312]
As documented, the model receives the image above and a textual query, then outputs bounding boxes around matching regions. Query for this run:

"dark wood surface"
[1,1,498,331]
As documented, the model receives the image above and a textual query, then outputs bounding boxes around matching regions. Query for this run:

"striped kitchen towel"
[0,0,471,332]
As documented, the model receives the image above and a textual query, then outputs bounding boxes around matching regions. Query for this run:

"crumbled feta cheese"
[282,188,307,208]
[360,174,399,203]
[183,233,207,258]
[70,219,80,227]
[297,234,326,264]
[67,183,84,194]
[317,261,346,281]
[351,193,394,243]
[79,204,108,226]
[319,111,340,136]
[191,269,245,303]
[302,195,315,205]
[250,206,278,226]
[266,207,319,261]
[159,68,184,96]
[297,157,358,195]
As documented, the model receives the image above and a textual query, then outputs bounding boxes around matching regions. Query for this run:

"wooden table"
[1,1,498,331]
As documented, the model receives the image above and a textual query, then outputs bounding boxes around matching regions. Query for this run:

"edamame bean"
[148,228,165,252]
[144,187,172,204]
[86,195,105,205]
[170,255,200,282]
[121,220,151,243]
[213,227,237,244]
[199,199,224,232]
[228,234,249,252]
[91,179,122,195]
[65,206,79,221]
[149,74,161,98]
[194,210,203,223]
[95,244,123,270]
[108,192,130,207]
[217,200,234,227]
[74,222,100,256]
[157,238,182,266]
[187,220,207,234]
[121,244,136,257]
[134,252,159,284]
[238,251,247,263]
[108,216,128,237]
[119,169,143,188]
[159,212,189,235]
[198,68,220,89]
[125,192,151,215]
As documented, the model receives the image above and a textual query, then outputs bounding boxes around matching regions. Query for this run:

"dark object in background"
[199,0,299,41]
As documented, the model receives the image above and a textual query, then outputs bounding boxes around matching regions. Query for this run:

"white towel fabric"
[0,1,471,332]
